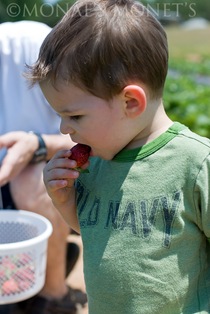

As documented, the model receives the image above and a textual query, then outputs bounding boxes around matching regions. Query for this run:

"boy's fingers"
[44,168,79,189]
[47,152,78,170]
[47,179,69,190]
[52,149,72,159]
[51,168,79,180]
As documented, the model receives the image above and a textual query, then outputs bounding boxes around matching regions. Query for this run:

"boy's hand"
[43,148,88,232]
[43,150,77,205]
[43,149,90,207]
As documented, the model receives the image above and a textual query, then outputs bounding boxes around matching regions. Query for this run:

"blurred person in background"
[0,20,86,314]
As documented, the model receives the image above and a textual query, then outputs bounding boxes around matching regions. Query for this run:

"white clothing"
[0,21,60,135]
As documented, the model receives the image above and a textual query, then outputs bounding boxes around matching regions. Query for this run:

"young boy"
[28,0,210,313]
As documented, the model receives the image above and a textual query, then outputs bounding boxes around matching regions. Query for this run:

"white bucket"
[0,210,53,304]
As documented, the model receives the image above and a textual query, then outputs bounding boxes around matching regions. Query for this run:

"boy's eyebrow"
[58,109,80,115]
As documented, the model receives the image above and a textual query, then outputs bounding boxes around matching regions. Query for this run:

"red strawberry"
[70,144,91,168]
[2,278,19,295]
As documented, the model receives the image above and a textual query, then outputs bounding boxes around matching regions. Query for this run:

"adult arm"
[0,131,75,186]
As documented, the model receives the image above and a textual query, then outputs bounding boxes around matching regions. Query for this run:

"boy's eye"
[71,115,81,121]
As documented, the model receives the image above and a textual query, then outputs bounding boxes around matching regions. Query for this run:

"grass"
[164,25,210,76]
[165,25,210,60]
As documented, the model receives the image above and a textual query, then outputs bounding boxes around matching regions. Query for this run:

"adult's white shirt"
[0,20,60,135]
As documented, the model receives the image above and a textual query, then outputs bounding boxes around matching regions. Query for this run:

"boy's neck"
[126,103,173,149]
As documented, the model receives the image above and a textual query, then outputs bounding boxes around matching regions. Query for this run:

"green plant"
[164,71,210,137]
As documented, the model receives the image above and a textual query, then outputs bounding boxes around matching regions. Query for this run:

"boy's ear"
[123,85,147,118]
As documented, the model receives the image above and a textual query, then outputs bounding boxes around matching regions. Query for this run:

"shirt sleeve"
[194,153,210,239]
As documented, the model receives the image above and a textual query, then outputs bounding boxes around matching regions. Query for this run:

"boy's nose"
[60,120,75,135]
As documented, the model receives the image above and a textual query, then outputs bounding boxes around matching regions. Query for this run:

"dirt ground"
[66,234,88,314]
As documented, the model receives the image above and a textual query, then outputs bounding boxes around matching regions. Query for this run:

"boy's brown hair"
[29,0,168,100]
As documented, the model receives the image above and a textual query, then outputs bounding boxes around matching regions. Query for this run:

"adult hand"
[0,131,39,186]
